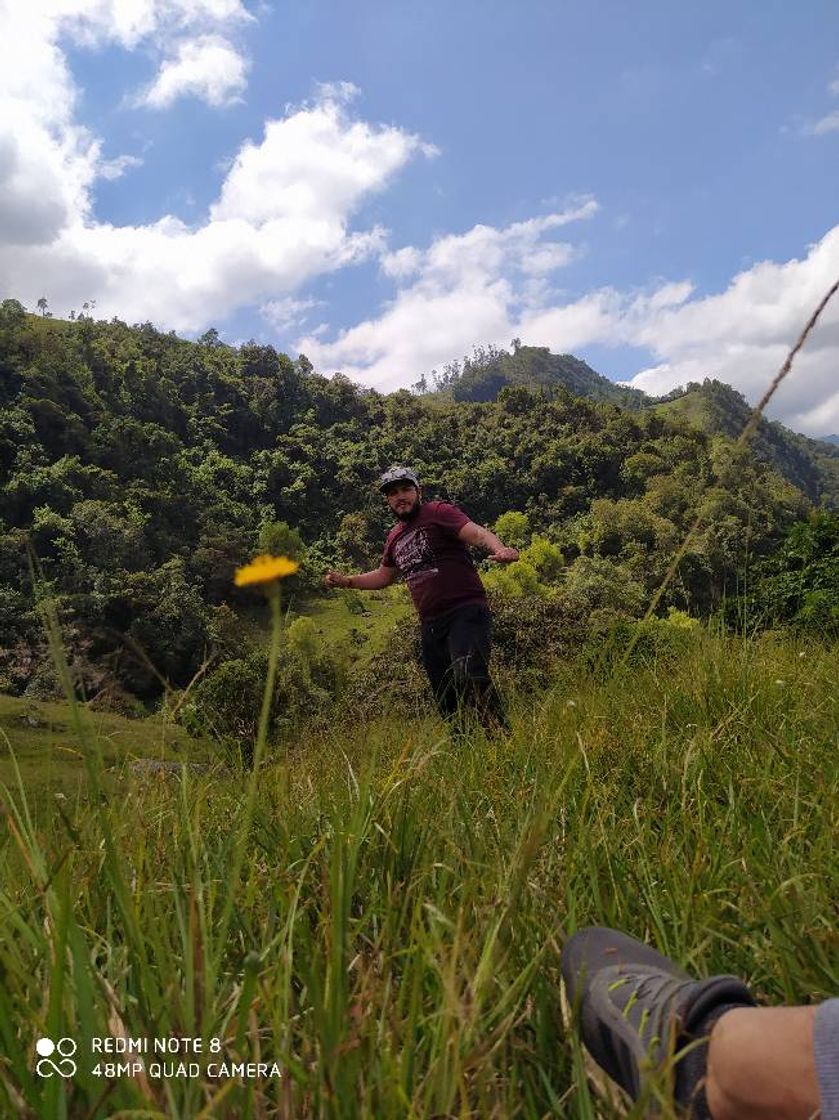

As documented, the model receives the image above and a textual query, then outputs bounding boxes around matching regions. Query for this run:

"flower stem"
[215,584,283,962]
[254,587,282,771]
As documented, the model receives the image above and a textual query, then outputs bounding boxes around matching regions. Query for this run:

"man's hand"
[325,570,352,589]
[487,546,519,564]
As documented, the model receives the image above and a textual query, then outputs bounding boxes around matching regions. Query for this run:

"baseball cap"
[378,466,420,492]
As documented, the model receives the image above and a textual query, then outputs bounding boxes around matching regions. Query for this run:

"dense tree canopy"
[0,303,825,704]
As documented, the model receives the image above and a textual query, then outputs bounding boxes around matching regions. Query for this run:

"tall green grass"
[1,627,837,1118]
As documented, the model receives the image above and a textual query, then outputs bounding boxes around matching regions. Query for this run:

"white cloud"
[139,34,248,108]
[805,65,839,135]
[0,0,252,254]
[212,88,436,225]
[299,217,839,436]
[260,296,320,332]
[381,245,423,280]
[0,1,434,329]
[810,110,839,135]
[58,0,253,51]
[524,229,839,435]
[619,228,839,434]
[0,32,434,328]
[296,200,597,386]
[98,153,144,180]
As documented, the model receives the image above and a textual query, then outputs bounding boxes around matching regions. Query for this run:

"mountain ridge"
[418,343,837,506]
[423,343,648,410]
[654,379,839,507]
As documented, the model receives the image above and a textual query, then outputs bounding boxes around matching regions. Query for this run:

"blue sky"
[1,1,838,432]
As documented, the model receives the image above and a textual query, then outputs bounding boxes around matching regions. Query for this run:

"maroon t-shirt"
[381,501,488,621]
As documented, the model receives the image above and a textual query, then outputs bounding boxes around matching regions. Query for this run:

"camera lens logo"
[35,1037,77,1078]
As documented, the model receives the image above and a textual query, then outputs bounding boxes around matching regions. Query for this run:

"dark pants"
[420,603,508,731]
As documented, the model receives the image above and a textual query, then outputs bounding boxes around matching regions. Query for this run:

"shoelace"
[608,970,685,1053]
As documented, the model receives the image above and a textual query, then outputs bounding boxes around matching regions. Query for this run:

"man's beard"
[395,497,421,521]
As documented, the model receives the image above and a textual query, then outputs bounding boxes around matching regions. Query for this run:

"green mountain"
[428,346,838,508]
[428,344,648,409]
[0,301,822,707]
[656,379,839,508]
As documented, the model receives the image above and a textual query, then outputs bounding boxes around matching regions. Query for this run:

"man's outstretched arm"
[324,565,399,591]
[457,521,519,563]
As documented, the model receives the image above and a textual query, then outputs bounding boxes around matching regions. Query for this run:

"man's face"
[384,482,421,520]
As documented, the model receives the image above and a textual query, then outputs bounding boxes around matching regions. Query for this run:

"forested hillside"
[423,342,647,409]
[656,378,839,506]
[0,300,821,708]
[426,346,839,506]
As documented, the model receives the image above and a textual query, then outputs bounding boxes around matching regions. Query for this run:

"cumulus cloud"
[296,200,597,387]
[260,296,321,332]
[0,0,435,330]
[139,34,248,108]
[0,0,251,254]
[98,153,144,180]
[212,86,436,225]
[618,228,839,435]
[810,111,839,136]
[299,216,839,436]
[56,0,252,50]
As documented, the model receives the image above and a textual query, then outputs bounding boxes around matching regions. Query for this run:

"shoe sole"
[560,977,632,1118]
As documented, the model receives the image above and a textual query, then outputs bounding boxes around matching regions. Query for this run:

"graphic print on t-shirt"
[391,527,438,587]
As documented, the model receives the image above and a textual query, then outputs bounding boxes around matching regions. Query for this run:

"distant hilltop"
[419,343,648,410]
[654,379,839,508]
[419,343,839,507]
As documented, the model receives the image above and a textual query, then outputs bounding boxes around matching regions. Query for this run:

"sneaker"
[560,927,756,1113]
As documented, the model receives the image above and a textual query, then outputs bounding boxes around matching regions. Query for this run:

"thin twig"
[638,276,839,629]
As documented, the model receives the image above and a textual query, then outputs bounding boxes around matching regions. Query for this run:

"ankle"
[705,1006,820,1120]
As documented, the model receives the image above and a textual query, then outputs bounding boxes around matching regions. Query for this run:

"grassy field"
[295,587,413,666]
[1,627,837,1118]
[0,693,213,800]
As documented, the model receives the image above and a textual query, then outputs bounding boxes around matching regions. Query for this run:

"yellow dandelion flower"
[234,554,299,587]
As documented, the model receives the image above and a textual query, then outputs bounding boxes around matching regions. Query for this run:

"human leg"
[560,926,754,1115]
[420,617,459,719]
[560,926,831,1119]
[445,604,509,731]
[705,1004,821,1120]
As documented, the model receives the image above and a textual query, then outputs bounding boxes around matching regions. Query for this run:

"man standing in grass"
[325,466,519,731]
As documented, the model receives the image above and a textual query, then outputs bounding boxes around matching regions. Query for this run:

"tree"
[36,297,49,317]
[258,520,306,561]
[198,328,222,348]
[494,511,531,549]
[0,299,26,326]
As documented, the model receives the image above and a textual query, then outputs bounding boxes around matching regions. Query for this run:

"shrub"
[287,616,319,662]
[346,590,590,718]
[521,534,564,581]
[184,628,345,761]
[484,559,543,598]
[183,653,268,762]
[584,609,701,677]
[558,555,646,622]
